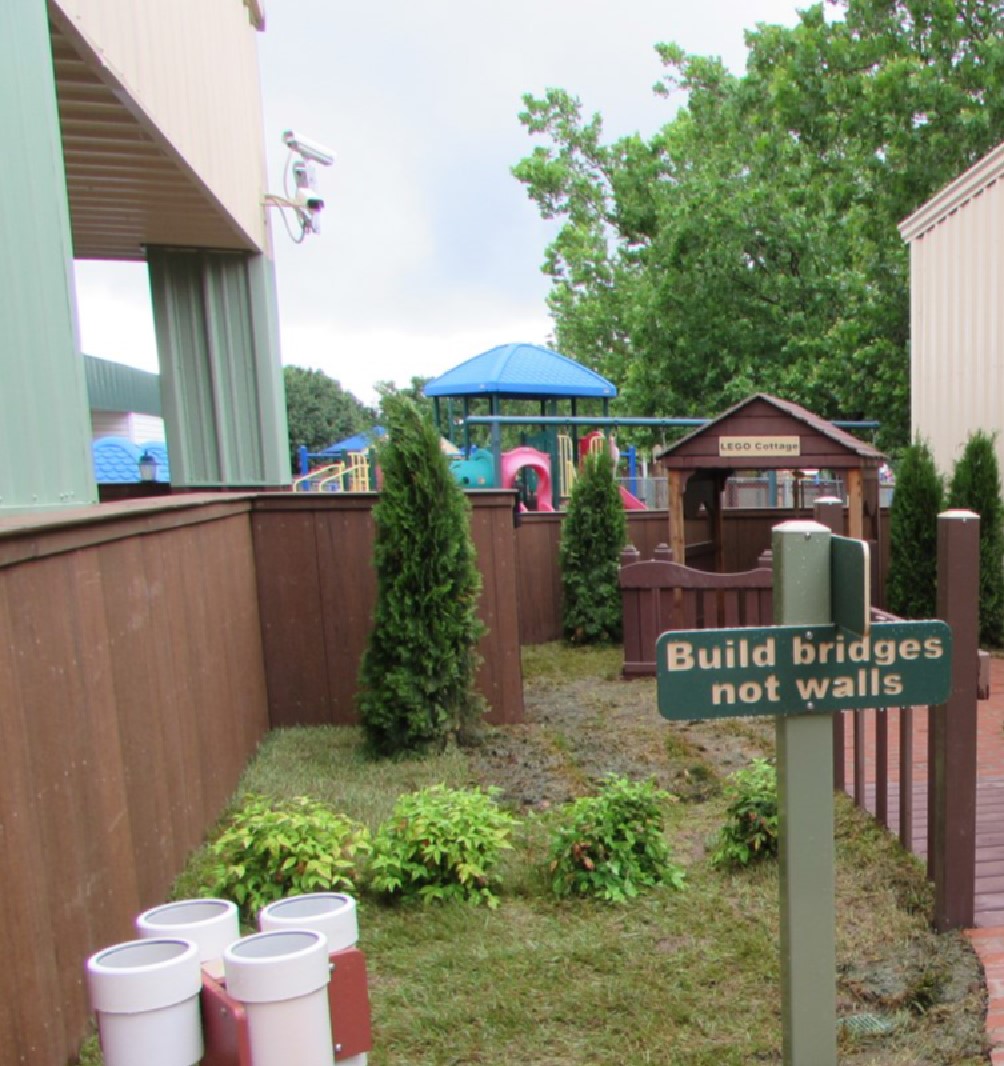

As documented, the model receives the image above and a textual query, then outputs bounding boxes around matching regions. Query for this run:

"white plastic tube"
[86,937,202,1066]
[223,929,334,1066]
[258,893,358,950]
[136,898,240,975]
[259,894,367,1066]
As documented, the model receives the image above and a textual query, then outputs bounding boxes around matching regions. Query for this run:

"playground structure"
[293,428,385,493]
[426,342,652,511]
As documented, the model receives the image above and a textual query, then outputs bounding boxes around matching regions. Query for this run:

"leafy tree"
[357,396,486,755]
[514,0,1004,450]
[559,449,626,643]
[376,376,434,424]
[947,430,1004,647]
[886,439,943,619]
[283,366,375,473]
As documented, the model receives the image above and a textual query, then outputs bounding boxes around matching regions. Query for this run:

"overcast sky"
[73,0,806,407]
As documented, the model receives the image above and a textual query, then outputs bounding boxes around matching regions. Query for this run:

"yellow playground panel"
[344,450,370,491]
[292,450,370,493]
[558,434,576,499]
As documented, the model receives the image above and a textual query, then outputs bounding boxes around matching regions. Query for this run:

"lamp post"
[138,450,157,483]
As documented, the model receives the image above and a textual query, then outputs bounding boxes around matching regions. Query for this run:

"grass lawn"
[78,644,988,1065]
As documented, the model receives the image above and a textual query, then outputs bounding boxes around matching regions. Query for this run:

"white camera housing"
[282,130,335,167]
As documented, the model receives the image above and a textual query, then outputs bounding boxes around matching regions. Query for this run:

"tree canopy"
[283,365,375,473]
[514,0,1004,449]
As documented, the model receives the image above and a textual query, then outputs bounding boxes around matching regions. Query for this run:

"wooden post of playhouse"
[668,470,686,567]
[813,497,847,792]
[846,469,865,541]
[929,509,980,932]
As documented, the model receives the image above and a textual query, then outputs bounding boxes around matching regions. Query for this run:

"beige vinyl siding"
[901,148,1004,478]
[51,0,268,250]
[90,410,166,443]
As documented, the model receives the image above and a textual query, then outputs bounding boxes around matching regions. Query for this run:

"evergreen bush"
[886,439,943,619]
[358,396,486,755]
[948,429,1004,647]
[559,449,627,643]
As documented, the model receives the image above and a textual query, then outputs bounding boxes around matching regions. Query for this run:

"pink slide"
[619,485,647,510]
[500,447,555,511]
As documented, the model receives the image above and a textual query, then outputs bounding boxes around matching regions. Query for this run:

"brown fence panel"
[619,551,772,676]
[252,491,523,728]
[252,496,375,727]
[515,514,563,644]
[0,497,269,1066]
[515,507,888,647]
[469,494,524,723]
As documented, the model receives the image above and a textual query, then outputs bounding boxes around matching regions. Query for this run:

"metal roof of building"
[424,343,616,399]
[84,355,162,415]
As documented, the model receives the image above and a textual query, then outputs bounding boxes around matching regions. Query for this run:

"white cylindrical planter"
[259,893,358,950]
[136,898,240,972]
[87,938,202,1066]
[259,894,367,1066]
[224,929,334,1066]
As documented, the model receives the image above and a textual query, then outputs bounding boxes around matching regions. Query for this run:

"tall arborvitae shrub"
[559,449,626,643]
[947,429,1004,647]
[358,396,486,755]
[887,439,943,620]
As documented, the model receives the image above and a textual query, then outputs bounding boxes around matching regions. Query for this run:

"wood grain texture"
[0,501,268,1066]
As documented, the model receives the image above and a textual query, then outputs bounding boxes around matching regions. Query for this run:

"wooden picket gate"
[619,542,773,678]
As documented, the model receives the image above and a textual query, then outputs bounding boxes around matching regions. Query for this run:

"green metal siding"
[0,0,96,512]
[83,355,162,415]
[148,248,290,487]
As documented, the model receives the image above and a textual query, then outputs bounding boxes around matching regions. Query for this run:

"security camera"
[282,130,335,167]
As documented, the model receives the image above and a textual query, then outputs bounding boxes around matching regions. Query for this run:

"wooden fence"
[251,491,524,728]
[0,497,270,1066]
[0,491,899,1065]
[518,507,888,647]
[619,545,773,677]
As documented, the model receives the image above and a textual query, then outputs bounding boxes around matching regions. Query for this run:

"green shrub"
[547,776,684,902]
[206,794,370,921]
[887,439,943,619]
[711,758,778,869]
[368,784,519,908]
[358,396,487,755]
[559,449,627,643]
[948,429,1004,647]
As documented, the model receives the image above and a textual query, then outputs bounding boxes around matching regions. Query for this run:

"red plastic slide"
[619,485,647,510]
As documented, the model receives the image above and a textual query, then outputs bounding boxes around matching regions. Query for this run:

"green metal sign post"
[655,520,952,1065]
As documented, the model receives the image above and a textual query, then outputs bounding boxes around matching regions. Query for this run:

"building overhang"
[49,7,259,261]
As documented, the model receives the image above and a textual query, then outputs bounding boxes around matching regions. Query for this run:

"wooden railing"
[619,543,773,677]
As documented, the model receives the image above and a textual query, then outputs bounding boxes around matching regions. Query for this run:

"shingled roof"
[656,393,885,470]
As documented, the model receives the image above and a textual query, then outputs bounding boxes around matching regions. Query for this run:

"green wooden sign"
[657,620,952,721]
[830,535,870,637]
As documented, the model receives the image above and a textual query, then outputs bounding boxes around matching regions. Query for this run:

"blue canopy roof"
[315,426,386,456]
[424,343,616,399]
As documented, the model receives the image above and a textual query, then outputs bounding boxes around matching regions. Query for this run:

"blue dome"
[92,437,141,483]
[92,437,171,483]
[424,343,616,399]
